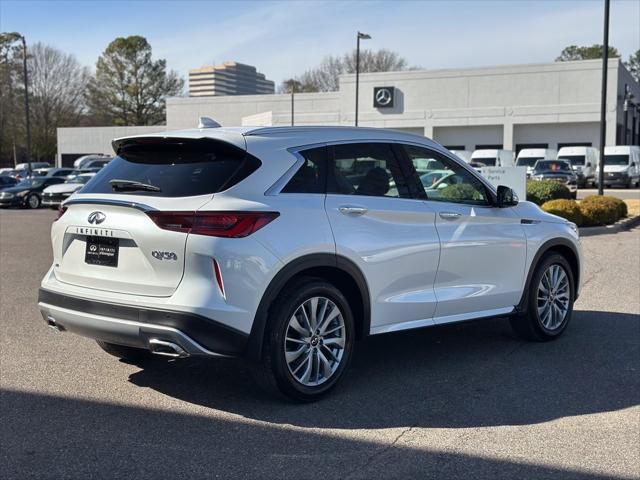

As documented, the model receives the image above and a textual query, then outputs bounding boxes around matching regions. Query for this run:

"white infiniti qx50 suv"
[39,125,582,401]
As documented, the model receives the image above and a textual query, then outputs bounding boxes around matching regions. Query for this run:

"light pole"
[285,79,301,126]
[597,0,610,196]
[355,31,371,127]
[8,32,31,173]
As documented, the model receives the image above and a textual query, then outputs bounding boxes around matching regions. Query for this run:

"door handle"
[439,211,461,220]
[339,206,368,216]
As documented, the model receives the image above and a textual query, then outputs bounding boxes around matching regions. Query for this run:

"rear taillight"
[146,211,279,238]
[55,204,67,221]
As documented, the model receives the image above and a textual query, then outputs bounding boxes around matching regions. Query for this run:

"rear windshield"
[558,155,585,166]
[81,138,260,197]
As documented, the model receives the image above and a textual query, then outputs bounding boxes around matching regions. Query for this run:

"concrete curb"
[579,215,640,237]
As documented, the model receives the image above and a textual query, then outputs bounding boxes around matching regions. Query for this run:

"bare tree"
[281,49,413,93]
[28,42,90,160]
[0,34,24,166]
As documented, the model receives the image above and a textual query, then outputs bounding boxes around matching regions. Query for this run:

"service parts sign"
[479,166,527,200]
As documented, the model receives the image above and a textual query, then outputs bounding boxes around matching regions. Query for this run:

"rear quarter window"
[81,138,260,197]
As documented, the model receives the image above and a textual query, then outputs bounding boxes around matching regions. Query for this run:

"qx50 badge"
[87,211,106,225]
[152,251,178,261]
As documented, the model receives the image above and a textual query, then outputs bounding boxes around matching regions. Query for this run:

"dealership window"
[475,144,503,150]
[443,145,465,151]
[557,142,591,149]
[328,143,410,198]
[282,146,327,194]
[402,145,490,206]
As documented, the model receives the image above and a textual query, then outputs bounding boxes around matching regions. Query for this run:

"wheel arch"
[516,237,580,313]
[246,253,371,361]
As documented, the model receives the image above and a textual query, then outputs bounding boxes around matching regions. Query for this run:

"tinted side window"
[329,143,410,198]
[403,145,490,205]
[281,146,326,194]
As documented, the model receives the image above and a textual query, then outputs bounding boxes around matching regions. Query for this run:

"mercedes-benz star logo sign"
[88,211,106,225]
[375,88,392,106]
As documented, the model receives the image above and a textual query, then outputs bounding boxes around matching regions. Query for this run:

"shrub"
[581,195,627,219]
[439,184,484,203]
[526,180,572,205]
[541,199,584,226]
[579,202,619,227]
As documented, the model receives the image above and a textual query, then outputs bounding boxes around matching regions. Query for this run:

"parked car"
[595,146,640,188]
[38,125,582,401]
[73,155,111,169]
[0,168,16,175]
[15,161,51,171]
[0,175,19,190]
[0,176,65,209]
[516,148,558,177]
[556,147,599,188]
[471,149,515,167]
[531,160,578,198]
[32,167,76,178]
[83,158,112,169]
[448,149,473,163]
[41,173,96,209]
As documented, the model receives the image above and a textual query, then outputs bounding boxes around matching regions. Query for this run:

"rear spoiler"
[111,136,247,157]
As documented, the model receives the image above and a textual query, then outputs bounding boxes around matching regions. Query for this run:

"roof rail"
[198,116,222,129]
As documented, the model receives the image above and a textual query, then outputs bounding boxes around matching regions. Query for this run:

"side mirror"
[586,162,592,168]
[496,185,518,208]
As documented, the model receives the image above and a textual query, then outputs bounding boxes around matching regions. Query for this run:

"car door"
[401,144,527,323]
[324,142,440,334]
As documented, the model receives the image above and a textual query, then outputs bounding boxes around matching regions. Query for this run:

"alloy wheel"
[537,264,570,330]
[284,296,346,387]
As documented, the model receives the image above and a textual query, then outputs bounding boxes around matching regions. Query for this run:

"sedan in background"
[31,167,77,178]
[0,177,65,209]
[531,160,578,198]
[41,173,96,209]
[0,175,19,190]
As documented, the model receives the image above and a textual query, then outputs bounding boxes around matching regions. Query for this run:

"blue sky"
[1,0,639,87]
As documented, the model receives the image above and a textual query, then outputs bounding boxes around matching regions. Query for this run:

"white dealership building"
[57,59,639,166]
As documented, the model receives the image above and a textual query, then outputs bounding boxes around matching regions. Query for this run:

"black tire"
[255,277,355,402]
[26,193,41,209]
[510,253,575,342]
[96,340,152,362]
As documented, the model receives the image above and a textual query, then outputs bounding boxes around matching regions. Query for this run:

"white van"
[557,147,599,187]
[15,161,51,171]
[448,150,473,163]
[516,149,558,176]
[596,146,640,188]
[471,149,515,167]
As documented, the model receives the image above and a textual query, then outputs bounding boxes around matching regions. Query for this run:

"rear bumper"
[38,289,248,357]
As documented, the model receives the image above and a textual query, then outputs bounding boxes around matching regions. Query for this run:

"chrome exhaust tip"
[46,315,62,332]
[148,339,189,358]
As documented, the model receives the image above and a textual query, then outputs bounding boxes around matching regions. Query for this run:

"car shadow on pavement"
[2,389,627,479]
[127,310,640,430]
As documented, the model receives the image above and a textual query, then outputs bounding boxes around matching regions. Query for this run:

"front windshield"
[604,154,629,166]
[558,155,586,166]
[534,161,571,172]
[16,179,42,188]
[473,158,497,167]
[516,157,542,167]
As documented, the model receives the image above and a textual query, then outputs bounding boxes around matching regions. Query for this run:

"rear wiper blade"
[109,179,161,192]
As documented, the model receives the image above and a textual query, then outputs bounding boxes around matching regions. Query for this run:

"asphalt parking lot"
[1,209,639,479]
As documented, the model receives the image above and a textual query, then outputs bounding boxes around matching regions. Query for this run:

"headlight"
[567,221,579,237]
[0,192,14,199]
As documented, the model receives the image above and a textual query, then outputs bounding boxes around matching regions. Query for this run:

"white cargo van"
[448,150,473,163]
[557,146,599,187]
[596,146,640,188]
[516,149,558,176]
[471,149,515,167]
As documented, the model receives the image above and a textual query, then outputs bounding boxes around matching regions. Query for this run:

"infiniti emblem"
[88,211,106,225]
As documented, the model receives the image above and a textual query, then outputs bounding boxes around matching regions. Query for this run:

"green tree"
[281,49,413,93]
[87,36,183,125]
[625,49,639,82]
[556,44,620,62]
